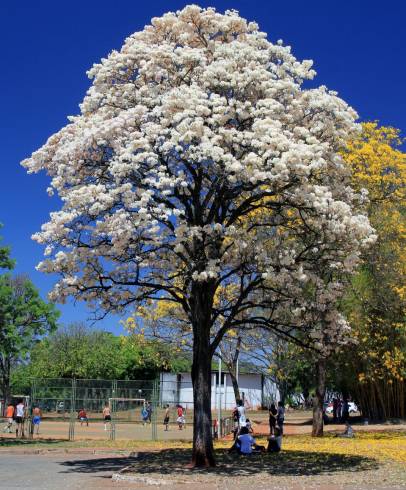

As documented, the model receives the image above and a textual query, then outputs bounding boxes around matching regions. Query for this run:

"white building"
[159,371,279,410]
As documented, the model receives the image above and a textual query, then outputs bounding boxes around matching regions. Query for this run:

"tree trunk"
[0,356,11,416]
[312,357,326,437]
[190,282,215,467]
[1,377,11,417]
[228,368,240,403]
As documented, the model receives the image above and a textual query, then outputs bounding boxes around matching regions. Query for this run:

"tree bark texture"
[190,282,215,467]
[312,357,327,437]
[228,369,240,403]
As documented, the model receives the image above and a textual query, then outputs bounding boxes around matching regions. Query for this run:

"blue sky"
[1,0,405,334]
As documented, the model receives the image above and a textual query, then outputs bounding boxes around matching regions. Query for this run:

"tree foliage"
[0,274,59,402]
[12,323,190,393]
[337,122,406,419]
[22,6,373,465]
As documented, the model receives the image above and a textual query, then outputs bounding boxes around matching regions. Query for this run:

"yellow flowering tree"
[339,122,406,419]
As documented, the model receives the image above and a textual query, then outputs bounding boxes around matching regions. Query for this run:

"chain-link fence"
[28,378,159,441]
[1,377,234,441]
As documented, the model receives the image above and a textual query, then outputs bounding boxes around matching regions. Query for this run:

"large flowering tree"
[23,6,374,466]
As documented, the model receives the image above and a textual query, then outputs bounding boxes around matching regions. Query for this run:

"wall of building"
[159,371,278,410]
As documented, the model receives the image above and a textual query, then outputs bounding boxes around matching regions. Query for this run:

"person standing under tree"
[237,399,246,428]
[269,403,277,435]
[276,401,285,435]
[103,402,111,431]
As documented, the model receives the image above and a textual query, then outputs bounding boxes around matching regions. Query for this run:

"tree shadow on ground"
[59,449,379,477]
[60,456,139,474]
[0,437,66,447]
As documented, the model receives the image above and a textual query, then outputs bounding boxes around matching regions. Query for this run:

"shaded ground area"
[118,448,406,489]
[126,448,378,476]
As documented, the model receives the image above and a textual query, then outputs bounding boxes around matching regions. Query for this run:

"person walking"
[3,402,15,433]
[146,401,153,424]
[103,402,112,431]
[32,406,42,435]
[163,404,170,431]
[269,403,277,435]
[141,404,149,426]
[15,400,25,438]
[176,404,185,430]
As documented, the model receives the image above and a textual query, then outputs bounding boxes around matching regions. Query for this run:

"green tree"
[0,274,59,404]
[0,224,15,271]
[13,323,191,385]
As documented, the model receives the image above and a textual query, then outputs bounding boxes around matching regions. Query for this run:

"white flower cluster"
[22,4,373,352]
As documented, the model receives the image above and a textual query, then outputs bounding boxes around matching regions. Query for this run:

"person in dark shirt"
[269,403,277,435]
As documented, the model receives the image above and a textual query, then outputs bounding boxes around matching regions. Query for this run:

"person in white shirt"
[15,400,25,438]
[237,399,246,428]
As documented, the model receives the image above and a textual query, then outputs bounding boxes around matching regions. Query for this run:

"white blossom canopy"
[23,6,374,349]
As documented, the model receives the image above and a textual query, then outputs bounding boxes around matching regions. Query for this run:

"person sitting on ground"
[78,408,89,426]
[267,426,283,452]
[231,426,265,455]
[337,420,354,438]
[245,418,254,434]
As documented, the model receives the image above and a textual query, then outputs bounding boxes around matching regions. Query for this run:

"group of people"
[78,401,152,430]
[229,399,284,455]
[162,404,186,431]
[2,400,41,437]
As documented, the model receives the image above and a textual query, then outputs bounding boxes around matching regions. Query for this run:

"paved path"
[0,453,135,489]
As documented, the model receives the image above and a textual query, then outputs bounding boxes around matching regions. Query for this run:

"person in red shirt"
[78,408,89,426]
[176,405,185,430]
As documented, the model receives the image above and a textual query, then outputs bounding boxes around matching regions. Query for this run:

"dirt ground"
[2,409,404,442]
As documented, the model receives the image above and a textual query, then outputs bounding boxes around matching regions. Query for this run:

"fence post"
[69,378,76,441]
[110,379,117,441]
[28,378,35,439]
[151,378,158,441]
